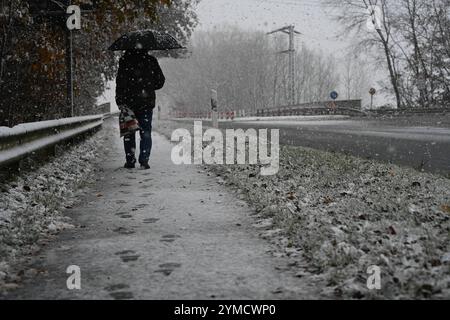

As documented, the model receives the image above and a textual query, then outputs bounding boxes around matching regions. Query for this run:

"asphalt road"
[186,116,450,175]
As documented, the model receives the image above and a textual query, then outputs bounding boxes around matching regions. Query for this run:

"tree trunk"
[0,0,14,84]
[376,28,402,109]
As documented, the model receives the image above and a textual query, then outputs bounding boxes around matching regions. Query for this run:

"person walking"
[116,49,165,170]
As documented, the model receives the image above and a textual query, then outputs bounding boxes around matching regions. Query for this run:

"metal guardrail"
[170,107,366,120]
[170,100,366,119]
[255,106,367,117]
[0,114,111,168]
[369,107,450,116]
[171,104,450,120]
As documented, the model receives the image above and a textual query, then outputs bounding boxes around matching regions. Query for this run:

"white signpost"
[369,88,376,110]
[211,89,218,129]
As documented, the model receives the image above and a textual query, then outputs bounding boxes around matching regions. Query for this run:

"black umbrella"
[108,29,184,51]
[150,48,191,59]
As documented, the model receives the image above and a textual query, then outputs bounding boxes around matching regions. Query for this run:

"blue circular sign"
[330,91,339,100]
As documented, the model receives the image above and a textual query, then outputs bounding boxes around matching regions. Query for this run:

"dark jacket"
[116,50,165,112]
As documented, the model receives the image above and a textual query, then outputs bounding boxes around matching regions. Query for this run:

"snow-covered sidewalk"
[2,119,316,299]
[155,120,450,300]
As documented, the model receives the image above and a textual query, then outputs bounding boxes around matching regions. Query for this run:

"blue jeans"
[124,109,153,165]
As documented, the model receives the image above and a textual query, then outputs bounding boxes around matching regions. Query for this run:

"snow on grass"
[156,120,450,299]
[211,147,450,299]
[0,126,109,291]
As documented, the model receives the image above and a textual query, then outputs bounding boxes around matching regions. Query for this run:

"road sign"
[330,91,339,100]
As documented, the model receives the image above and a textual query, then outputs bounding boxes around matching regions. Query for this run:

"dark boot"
[124,162,135,169]
[140,163,150,170]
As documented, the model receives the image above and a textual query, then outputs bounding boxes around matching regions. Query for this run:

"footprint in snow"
[109,292,134,300]
[143,218,159,224]
[160,234,181,243]
[155,263,182,276]
[113,227,135,235]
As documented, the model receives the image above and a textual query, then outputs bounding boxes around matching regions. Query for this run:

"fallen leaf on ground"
[286,192,296,200]
[388,226,397,235]
[323,196,334,204]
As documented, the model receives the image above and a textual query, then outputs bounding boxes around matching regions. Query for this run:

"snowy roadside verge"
[155,120,450,299]
[0,122,111,294]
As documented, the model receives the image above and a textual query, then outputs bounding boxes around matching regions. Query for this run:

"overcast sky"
[101,0,389,109]
[195,0,349,56]
[193,0,388,106]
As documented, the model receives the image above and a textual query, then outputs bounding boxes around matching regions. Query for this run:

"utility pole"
[65,0,82,117]
[45,0,76,117]
[66,1,74,117]
[30,0,86,117]
[268,25,301,106]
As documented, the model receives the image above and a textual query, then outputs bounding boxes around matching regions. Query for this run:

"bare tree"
[342,51,370,100]
[0,0,198,126]
[325,0,403,108]
[325,0,449,109]
[393,0,450,107]
[160,27,341,115]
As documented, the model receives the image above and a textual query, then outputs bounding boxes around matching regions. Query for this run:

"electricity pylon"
[268,25,301,106]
